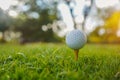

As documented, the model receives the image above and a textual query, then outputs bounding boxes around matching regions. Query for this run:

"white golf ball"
[65,29,87,50]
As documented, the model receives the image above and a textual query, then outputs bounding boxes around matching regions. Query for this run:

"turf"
[0,43,120,80]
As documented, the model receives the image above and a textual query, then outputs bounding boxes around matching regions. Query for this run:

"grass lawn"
[0,43,120,80]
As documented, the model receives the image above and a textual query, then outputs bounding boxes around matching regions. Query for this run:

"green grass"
[0,43,120,80]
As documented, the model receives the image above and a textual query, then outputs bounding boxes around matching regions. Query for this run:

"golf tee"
[74,49,79,61]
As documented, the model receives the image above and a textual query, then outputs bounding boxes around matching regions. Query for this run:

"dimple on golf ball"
[65,29,87,50]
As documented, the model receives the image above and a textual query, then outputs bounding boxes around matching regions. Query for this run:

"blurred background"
[0,0,120,44]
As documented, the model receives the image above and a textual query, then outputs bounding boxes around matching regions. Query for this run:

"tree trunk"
[1,32,6,43]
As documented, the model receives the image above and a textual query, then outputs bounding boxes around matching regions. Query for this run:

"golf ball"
[65,29,87,50]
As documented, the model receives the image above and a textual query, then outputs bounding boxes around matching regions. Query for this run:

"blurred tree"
[0,8,11,42]
[10,0,58,43]
[88,27,102,43]
[103,11,120,43]
[89,11,120,43]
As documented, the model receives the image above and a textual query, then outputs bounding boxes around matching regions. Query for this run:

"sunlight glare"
[95,0,119,8]
[98,28,105,36]
[117,30,120,37]
[58,2,74,32]
[8,10,18,17]
[0,0,18,11]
